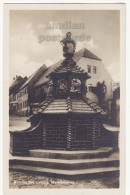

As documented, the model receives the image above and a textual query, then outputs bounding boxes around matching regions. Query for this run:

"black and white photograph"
[3,3,125,195]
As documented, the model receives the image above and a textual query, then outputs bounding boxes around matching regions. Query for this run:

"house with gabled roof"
[73,48,113,111]
[15,64,47,116]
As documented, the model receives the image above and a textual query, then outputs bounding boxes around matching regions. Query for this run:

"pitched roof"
[50,61,85,74]
[45,59,90,81]
[33,48,101,88]
[32,97,105,115]
[9,76,23,90]
[34,60,63,87]
[19,64,47,90]
[9,76,27,95]
[73,48,101,62]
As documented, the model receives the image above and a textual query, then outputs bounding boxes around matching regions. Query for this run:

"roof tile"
[37,98,105,115]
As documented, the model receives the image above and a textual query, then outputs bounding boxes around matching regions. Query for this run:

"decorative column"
[92,118,100,148]
[67,97,72,150]
[92,118,96,148]
[67,117,72,150]
[42,120,46,148]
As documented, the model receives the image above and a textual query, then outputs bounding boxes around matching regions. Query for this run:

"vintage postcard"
[3,3,125,195]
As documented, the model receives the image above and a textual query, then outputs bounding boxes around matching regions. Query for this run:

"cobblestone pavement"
[9,171,119,189]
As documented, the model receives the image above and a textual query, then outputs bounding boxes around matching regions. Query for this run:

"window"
[19,103,22,109]
[25,87,27,94]
[13,96,16,101]
[19,93,21,98]
[93,66,96,74]
[87,65,91,73]
[88,84,92,92]
[26,100,28,107]
[24,100,28,107]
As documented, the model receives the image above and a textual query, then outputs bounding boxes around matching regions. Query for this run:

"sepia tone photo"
[3,3,125,195]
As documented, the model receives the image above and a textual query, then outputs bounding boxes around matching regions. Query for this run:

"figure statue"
[96,81,106,104]
[60,32,76,58]
[71,78,81,92]
[47,80,53,97]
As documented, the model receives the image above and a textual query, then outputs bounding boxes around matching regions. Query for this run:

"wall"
[17,87,29,116]
[44,116,67,149]
[42,115,101,150]
[30,86,47,104]
[77,57,113,103]
[71,116,101,149]
[10,114,102,155]
[10,121,43,156]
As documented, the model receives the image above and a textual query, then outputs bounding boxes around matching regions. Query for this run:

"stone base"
[9,147,119,179]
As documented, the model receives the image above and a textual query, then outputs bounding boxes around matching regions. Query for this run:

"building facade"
[73,48,113,108]
[9,76,27,115]
[9,65,47,116]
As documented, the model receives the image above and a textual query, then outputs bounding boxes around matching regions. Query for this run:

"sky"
[10,10,120,83]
